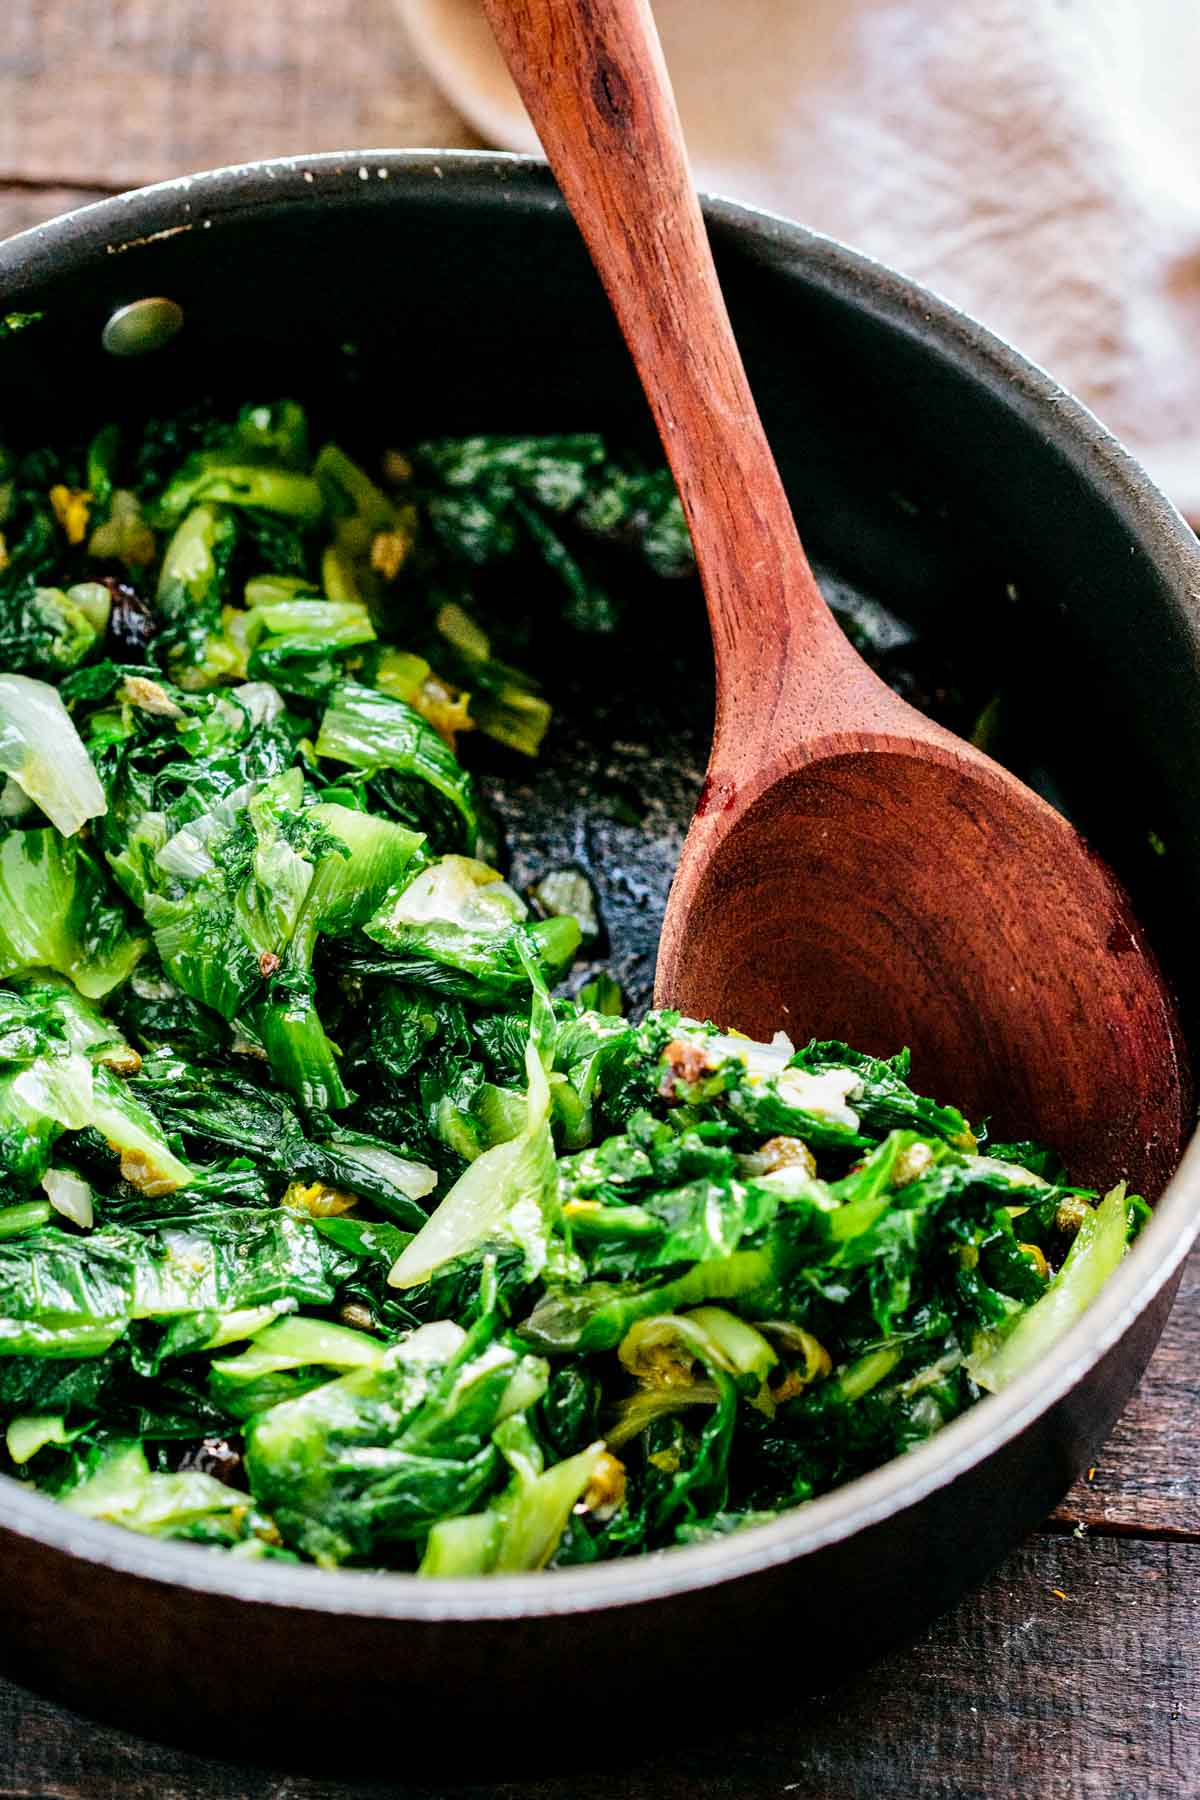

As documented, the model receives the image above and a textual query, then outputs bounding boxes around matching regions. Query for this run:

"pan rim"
[0,147,1197,1624]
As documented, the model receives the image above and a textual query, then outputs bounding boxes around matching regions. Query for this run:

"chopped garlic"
[49,484,92,545]
[775,1066,864,1131]
[964,1155,1049,1190]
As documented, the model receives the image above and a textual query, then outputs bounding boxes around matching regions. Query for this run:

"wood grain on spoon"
[480,0,1190,1194]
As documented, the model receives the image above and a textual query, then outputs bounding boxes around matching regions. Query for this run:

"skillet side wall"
[0,159,1196,1753]
[0,1268,1178,1765]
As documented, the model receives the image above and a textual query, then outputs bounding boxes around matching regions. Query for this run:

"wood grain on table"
[1,2,1198,1795]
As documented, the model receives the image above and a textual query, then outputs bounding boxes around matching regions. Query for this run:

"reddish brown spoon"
[481,0,1189,1193]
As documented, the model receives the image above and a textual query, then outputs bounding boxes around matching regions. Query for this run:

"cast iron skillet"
[0,153,1199,1765]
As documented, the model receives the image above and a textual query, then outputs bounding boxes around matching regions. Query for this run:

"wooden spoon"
[480,0,1189,1193]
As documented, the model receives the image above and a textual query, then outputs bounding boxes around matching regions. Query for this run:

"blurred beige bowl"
[401,0,539,154]
[399,0,780,197]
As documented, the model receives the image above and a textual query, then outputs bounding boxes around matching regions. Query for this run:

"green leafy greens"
[0,402,1147,1575]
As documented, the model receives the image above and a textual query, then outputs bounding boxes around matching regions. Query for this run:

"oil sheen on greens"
[0,402,1146,1575]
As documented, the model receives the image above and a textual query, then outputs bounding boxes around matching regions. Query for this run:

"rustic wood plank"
[1,1532,1195,1799]
[0,185,116,242]
[0,0,479,195]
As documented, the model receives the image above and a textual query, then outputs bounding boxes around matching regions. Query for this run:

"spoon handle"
[480,0,856,750]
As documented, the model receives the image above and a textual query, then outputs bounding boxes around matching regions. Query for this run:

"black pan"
[1,153,1198,1766]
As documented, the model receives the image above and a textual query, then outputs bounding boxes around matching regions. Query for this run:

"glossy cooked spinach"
[0,403,1146,1572]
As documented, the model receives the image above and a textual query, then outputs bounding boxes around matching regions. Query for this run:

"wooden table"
[2,4,1198,1794]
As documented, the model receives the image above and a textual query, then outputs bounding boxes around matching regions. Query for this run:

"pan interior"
[0,159,1196,1624]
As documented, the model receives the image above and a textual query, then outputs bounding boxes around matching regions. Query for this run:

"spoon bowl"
[483,0,1190,1192]
[658,729,1188,1193]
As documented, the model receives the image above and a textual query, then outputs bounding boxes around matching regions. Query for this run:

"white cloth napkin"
[401,0,1200,522]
